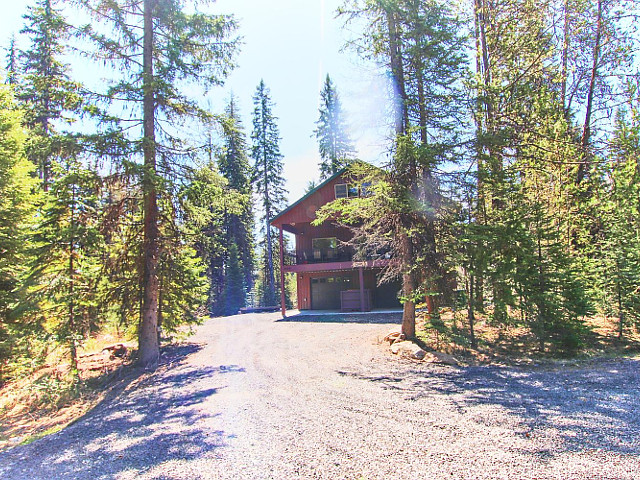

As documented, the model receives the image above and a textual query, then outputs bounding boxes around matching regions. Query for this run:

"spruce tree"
[29,159,102,376]
[222,243,244,315]
[337,0,466,337]
[594,96,640,336]
[99,176,143,337]
[181,160,244,316]
[314,74,355,179]
[18,0,84,191]
[219,95,254,305]
[250,80,286,306]
[0,83,38,382]
[79,0,238,367]
[4,36,18,86]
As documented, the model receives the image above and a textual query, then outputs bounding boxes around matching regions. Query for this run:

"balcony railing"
[284,248,392,265]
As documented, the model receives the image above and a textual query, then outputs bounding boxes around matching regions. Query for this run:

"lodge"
[271,167,402,316]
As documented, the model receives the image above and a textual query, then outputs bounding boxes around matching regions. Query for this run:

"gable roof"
[270,166,349,227]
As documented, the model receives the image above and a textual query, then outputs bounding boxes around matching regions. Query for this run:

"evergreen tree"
[0,83,38,382]
[157,197,208,336]
[181,160,244,316]
[222,243,244,315]
[99,176,143,337]
[18,0,84,191]
[337,0,466,337]
[29,159,102,377]
[219,95,254,303]
[4,35,18,86]
[251,80,286,306]
[79,0,238,367]
[314,74,355,179]
[593,90,640,336]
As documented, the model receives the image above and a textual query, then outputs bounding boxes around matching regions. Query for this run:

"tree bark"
[386,9,409,137]
[577,0,602,184]
[400,231,416,338]
[138,0,160,368]
[69,180,78,377]
[385,6,417,338]
[561,0,570,116]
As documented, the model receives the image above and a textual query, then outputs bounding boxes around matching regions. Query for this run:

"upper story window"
[312,237,338,261]
[335,183,361,199]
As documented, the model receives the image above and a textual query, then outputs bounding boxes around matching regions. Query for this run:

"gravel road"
[1,311,639,479]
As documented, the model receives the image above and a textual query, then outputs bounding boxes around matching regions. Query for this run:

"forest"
[0,0,639,391]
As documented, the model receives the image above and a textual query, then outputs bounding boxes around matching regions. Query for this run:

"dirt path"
[1,312,639,479]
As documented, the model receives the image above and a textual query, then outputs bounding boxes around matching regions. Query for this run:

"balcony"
[293,248,354,264]
[283,247,392,272]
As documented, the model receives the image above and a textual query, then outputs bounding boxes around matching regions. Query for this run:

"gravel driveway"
[1,311,639,479]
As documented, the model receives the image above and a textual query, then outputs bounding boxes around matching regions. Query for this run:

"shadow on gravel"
[0,343,244,480]
[278,312,402,324]
[341,358,640,457]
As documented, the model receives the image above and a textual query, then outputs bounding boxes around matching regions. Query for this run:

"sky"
[0,0,394,203]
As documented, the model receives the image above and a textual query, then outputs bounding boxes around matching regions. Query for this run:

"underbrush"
[415,307,640,364]
[0,331,135,451]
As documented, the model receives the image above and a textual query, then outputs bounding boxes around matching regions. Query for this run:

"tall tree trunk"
[386,9,409,137]
[561,0,570,116]
[473,0,492,310]
[577,0,602,184]
[41,0,53,191]
[138,0,160,368]
[400,232,416,338]
[69,183,78,377]
[416,66,427,146]
[386,6,416,337]
[264,154,276,305]
[616,256,624,339]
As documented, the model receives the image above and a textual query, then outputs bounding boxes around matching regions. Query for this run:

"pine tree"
[314,74,355,179]
[0,83,38,382]
[156,196,208,336]
[181,160,244,316]
[79,0,238,367]
[99,176,143,337]
[594,91,640,336]
[251,80,286,306]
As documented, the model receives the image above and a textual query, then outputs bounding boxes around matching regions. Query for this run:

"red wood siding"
[293,223,352,257]
[271,173,351,228]
[297,274,310,310]
[272,166,399,312]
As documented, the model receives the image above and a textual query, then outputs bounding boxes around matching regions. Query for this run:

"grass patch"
[19,425,63,446]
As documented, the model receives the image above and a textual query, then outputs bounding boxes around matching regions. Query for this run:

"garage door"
[311,275,353,310]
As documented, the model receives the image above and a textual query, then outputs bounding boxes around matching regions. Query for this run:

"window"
[334,183,348,199]
[312,237,337,251]
[348,185,359,197]
[312,237,338,261]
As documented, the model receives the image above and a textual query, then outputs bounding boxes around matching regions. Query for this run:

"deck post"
[279,227,286,317]
[358,266,365,312]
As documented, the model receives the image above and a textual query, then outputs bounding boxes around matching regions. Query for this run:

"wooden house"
[271,167,401,316]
